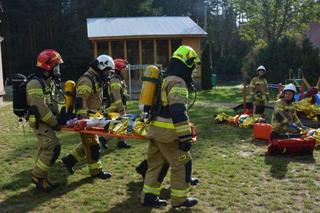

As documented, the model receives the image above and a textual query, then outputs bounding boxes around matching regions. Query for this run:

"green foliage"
[237,0,320,44]
[242,37,320,85]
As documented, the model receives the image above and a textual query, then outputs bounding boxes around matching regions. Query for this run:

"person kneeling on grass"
[271,83,305,139]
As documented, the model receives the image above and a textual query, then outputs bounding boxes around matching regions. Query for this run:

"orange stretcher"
[61,126,147,140]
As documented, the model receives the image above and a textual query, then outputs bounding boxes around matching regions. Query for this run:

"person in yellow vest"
[141,45,200,208]
[99,58,131,149]
[249,65,269,114]
[27,49,63,192]
[61,55,114,179]
[271,83,304,139]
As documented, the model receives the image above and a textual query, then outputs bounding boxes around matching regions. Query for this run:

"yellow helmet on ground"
[171,45,201,68]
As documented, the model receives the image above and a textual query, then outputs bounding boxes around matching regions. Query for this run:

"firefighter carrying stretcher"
[99,58,132,149]
[27,49,63,192]
[140,45,200,208]
[61,55,114,179]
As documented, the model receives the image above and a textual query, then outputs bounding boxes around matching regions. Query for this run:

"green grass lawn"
[0,85,319,212]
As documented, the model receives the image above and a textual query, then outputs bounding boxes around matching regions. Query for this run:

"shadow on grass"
[0,165,94,212]
[1,169,33,191]
[196,87,243,103]
[264,154,316,179]
[251,139,268,147]
[105,181,193,213]
[105,181,153,213]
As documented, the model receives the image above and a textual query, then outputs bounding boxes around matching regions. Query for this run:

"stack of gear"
[215,112,266,128]
[294,97,320,122]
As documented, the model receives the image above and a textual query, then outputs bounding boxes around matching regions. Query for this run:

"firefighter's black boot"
[190,177,200,186]
[117,140,132,149]
[99,137,109,149]
[61,154,77,174]
[172,197,198,208]
[31,176,59,193]
[136,159,148,179]
[93,171,112,179]
[141,193,167,207]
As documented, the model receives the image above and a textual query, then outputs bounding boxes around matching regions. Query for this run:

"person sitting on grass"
[271,83,305,139]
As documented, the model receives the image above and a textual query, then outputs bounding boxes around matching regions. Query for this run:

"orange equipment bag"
[253,123,272,141]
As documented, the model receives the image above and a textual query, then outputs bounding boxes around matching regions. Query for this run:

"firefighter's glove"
[57,107,67,125]
[289,123,299,130]
[179,140,192,152]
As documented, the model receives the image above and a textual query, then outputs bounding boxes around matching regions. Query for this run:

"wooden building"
[86,16,207,79]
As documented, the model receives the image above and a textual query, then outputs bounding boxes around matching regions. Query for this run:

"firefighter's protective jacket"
[249,76,268,102]
[147,75,192,143]
[26,78,58,128]
[106,74,127,113]
[271,98,302,133]
[75,68,102,116]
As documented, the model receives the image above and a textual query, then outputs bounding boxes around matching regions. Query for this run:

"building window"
[142,40,154,64]
[171,39,182,54]
[97,41,109,56]
[156,40,169,67]
[111,41,124,59]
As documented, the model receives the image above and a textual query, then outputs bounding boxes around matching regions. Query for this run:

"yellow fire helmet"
[171,45,201,68]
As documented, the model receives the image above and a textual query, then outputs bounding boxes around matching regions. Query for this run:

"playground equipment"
[285,68,311,90]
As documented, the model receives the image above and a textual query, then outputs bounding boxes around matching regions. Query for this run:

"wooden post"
[108,41,112,56]
[153,39,157,64]
[138,40,143,79]
[124,40,127,61]
[168,39,172,60]
[243,82,247,113]
[93,40,97,59]
[139,40,142,65]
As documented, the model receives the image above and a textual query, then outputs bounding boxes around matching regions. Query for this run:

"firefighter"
[61,55,113,179]
[271,83,303,139]
[141,45,200,208]
[99,58,131,149]
[27,49,63,192]
[249,65,269,114]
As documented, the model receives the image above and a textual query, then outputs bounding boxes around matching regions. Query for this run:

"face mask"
[101,70,111,82]
[52,64,61,85]
[53,64,61,79]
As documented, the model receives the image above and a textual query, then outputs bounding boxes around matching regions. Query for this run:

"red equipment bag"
[253,123,272,141]
[267,137,316,155]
